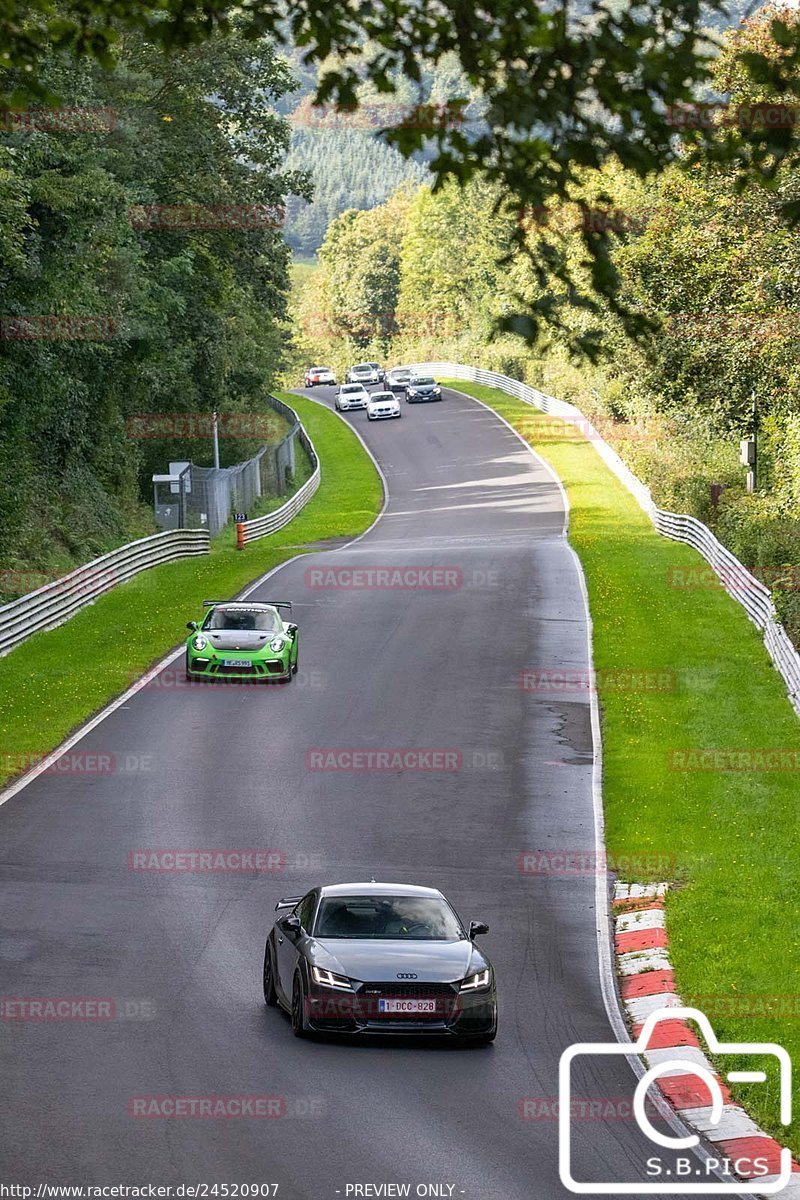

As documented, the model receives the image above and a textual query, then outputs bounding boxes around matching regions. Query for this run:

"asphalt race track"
[1,384,721,1198]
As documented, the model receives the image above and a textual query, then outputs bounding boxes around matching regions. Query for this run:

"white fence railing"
[408,361,800,718]
[236,404,320,546]
[0,396,321,653]
[0,529,210,656]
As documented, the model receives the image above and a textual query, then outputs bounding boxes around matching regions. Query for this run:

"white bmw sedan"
[366,391,401,421]
[335,384,370,411]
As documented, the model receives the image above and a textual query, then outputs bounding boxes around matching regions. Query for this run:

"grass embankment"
[0,393,382,787]
[446,380,800,1149]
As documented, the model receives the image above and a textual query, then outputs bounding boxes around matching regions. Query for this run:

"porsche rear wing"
[202,599,292,611]
[275,896,302,911]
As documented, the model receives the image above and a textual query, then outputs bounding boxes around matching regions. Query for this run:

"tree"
[0,31,307,581]
[5,0,800,353]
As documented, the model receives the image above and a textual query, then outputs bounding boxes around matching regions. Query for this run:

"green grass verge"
[0,392,382,786]
[445,379,800,1150]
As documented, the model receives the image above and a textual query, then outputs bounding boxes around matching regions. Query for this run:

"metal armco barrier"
[236,401,320,546]
[407,361,800,718]
[0,529,210,656]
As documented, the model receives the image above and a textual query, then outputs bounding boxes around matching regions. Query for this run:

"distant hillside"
[278,1,760,254]
[278,48,483,254]
[283,129,429,255]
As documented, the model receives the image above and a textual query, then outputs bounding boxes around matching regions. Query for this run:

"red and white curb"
[614,882,798,1196]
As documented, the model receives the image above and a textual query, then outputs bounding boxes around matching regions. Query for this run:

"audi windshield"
[314,895,464,940]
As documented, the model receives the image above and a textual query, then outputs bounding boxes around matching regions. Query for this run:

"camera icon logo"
[559,1006,792,1194]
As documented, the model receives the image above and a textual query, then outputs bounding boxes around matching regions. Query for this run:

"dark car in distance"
[405,376,442,403]
[262,881,497,1043]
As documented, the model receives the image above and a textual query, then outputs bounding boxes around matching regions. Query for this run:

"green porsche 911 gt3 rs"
[185,600,298,683]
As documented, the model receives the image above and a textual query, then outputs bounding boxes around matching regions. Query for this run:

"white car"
[386,367,413,391]
[366,391,402,421]
[304,366,336,387]
[335,383,369,411]
[346,362,383,385]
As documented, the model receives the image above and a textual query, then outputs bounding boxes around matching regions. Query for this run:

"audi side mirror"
[469,921,489,938]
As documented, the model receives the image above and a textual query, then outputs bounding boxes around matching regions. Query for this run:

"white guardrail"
[409,360,800,718]
[0,397,320,654]
[0,529,210,656]
[236,398,320,546]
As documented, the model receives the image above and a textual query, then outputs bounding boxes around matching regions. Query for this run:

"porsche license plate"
[222,659,251,667]
[378,998,437,1015]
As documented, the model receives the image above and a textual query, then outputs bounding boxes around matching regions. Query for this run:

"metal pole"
[212,409,220,470]
[752,394,758,493]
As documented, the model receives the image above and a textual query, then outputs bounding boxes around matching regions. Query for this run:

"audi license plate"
[378,998,437,1015]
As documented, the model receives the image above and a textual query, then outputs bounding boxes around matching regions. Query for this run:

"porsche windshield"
[314,895,463,940]
[205,607,280,633]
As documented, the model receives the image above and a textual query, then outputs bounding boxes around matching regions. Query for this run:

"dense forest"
[288,5,800,645]
[277,2,756,254]
[0,34,308,591]
[0,0,791,598]
[278,50,485,254]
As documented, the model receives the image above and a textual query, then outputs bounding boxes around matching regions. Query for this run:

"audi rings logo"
[396,973,418,980]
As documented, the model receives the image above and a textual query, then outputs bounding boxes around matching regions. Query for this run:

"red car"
[304,366,336,387]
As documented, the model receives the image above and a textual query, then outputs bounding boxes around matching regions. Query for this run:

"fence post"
[236,522,246,551]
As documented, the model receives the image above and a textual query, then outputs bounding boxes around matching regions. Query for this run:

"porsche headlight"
[192,635,207,651]
[460,968,491,992]
[311,966,354,991]
[269,636,286,653]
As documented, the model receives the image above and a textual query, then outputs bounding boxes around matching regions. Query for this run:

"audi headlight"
[311,966,354,991]
[192,635,207,651]
[460,968,491,992]
[269,636,286,653]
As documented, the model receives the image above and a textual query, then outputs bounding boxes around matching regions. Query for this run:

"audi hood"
[309,938,489,983]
